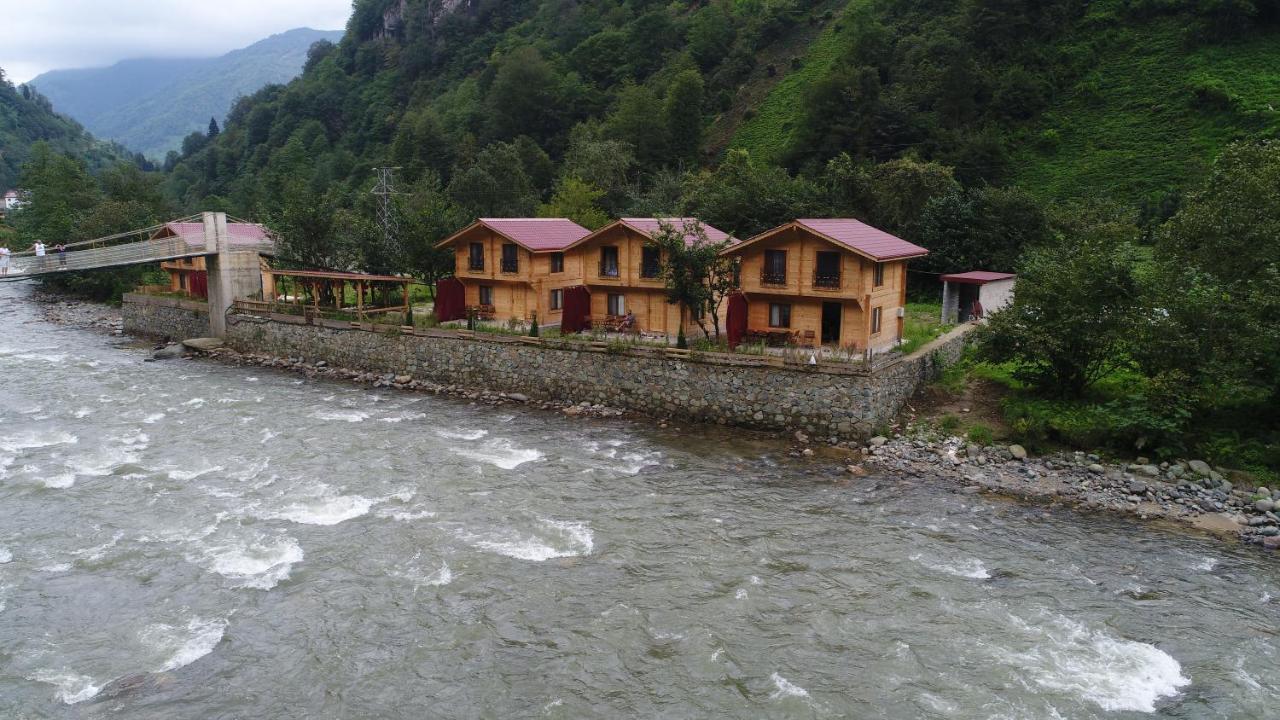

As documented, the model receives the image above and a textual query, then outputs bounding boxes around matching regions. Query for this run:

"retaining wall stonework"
[122,294,211,340]
[223,313,971,440]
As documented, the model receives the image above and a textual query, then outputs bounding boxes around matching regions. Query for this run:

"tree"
[486,46,562,144]
[1139,141,1280,409]
[976,219,1143,398]
[208,117,220,138]
[686,4,736,70]
[604,83,668,169]
[266,182,354,271]
[681,149,820,237]
[664,69,705,166]
[400,172,467,293]
[651,219,737,340]
[537,177,611,230]
[864,157,960,239]
[916,185,1050,273]
[447,141,539,217]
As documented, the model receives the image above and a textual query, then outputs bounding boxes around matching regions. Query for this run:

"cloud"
[1,0,351,83]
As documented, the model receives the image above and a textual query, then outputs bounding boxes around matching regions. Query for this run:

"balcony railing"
[760,269,787,286]
[599,261,620,278]
[500,259,519,273]
[468,260,484,272]
[640,263,661,279]
[813,271,841,289]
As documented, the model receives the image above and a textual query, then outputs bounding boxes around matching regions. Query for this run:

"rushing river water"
[1,282,1278,719]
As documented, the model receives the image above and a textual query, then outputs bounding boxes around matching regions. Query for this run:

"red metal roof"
[618,218,737,247]
[794,219,928,261]
[476,218,591,252]
[940,271,1016,284]
[154,222,272,249]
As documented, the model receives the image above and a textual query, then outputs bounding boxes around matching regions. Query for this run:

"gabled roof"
[151,221,273,249]
[940,271,1015,284]
[3,190,20,198]
[725,219,928,262]
[565,217,737,250]
[435,218,591,252]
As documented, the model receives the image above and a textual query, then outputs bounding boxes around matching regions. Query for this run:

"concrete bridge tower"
[202,211,264,338]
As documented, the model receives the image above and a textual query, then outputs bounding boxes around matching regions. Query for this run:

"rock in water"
[182,337,224,352]
[152,343,184,360]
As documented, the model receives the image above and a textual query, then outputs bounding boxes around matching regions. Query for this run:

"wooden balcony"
[760,269,788,287]
[813,271,842,290]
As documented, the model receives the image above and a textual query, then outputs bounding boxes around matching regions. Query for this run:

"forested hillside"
[31,28,344,160]
[0,68,137,191]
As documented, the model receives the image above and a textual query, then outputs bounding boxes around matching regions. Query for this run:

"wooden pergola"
[264,268,412,320]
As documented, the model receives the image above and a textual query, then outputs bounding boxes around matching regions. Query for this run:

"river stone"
[1255,500,1276,513]
[182,337,223,352]
[1263,535,1280,551]
[1188,459,1212,476]
[394,375,412,384]
[1088,463,1105,474]
[152,343,184,360]
[1134,464,1160,478]
[1008,444,1027,460]
[869,436,888,448]
[507,393,529,402]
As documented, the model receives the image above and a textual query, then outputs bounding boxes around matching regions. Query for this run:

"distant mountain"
[0,69,134,191]
[32,28,343,159]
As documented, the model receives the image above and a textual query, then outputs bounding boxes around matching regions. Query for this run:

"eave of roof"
[722,220,928,262]
[434,218,590,252]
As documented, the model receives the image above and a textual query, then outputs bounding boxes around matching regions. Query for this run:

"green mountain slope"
[32,28,343,159]
[1011,14,1280,204]
[0,69,134,190]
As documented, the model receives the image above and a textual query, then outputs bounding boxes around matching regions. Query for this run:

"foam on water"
[379,412,427,424]
[311,409,369,423]
[0,430,78,453]
[436,428,488,441]
[42,473,77,489]
[910,553,991,579]
[31,669,100,704]
[454,438,543,469]
[199,534,304,589]
[997,611,1189,713]
[769,673,810,700]
[169,465,224,482]
[461,518,594,561]
[391,553,453,589]
[0,546,11,563]
[262,490,374,526]
[142,412,166,424]
[375,507,436,522]
[141,616,228,672]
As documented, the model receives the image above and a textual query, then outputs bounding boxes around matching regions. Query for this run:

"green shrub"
[966,423,995,445]
[529,312,539,337]
[938,414,961,433]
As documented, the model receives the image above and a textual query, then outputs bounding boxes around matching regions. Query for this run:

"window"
[178,273,186,290]
[762,249,787,284]
[871,306,882,334]
[479,286,493,306]
[873,262,885,287]
[769,303,791,328]
[814,251,841,288]
[607,293,625,316]
[550,288,563,310]
[640,246,661,278]
[468,242,484,271]
[599,246,620,277]
[501,243,519,273]
[550,252,564,273]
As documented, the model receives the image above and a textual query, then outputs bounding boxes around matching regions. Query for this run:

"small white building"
[941,271,1015,323]
[3,190,27,212]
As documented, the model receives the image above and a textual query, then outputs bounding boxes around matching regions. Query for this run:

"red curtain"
[190,271,208,299]
[726,292,748,349]
[561,285,592,333]
[435,277,466,321]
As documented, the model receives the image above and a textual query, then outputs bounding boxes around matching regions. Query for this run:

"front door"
[821,301,842,345]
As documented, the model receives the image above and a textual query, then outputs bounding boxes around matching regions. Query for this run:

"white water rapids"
[0,283,1277,718]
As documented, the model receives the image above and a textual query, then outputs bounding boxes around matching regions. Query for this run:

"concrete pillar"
[941,281,958,324]
[204,211,264,338]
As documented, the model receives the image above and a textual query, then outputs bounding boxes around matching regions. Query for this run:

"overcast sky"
[1,0,351,83]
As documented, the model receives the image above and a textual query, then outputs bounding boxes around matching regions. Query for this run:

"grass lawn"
[898,302,951,355]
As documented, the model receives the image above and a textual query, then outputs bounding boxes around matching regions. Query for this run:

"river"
[0,282,1277,719]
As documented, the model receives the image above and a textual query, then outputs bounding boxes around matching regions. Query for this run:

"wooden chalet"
[721,219,927,352]
[434,218,590,324]
[560,218,736,335]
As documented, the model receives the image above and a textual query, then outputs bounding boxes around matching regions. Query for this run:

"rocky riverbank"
[853,433,1280,552]
[34,291,124,335]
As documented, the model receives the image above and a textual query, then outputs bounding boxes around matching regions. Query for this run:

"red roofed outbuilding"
[940,271,1016,324]
[151,221,275,300]
[720,219,929,352]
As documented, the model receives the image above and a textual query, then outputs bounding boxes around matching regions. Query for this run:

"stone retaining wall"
[225,312,971,440]
[122,293,211,340]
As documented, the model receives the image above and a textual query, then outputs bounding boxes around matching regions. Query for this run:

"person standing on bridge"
[55,244,67,269]
[30,241,46,271]
[0,246,10,276]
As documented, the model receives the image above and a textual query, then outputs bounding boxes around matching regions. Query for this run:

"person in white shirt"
[0,246,10,276]
[30,241,45,271]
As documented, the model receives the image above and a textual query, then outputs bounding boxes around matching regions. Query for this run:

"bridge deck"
[0,235,272,281]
